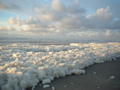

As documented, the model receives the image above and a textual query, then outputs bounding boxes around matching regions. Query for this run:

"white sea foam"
[0,42,120,90]
[43,85,50,88]
[109,76,115,79]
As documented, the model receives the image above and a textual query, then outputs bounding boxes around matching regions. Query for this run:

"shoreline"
[27,58,120,90]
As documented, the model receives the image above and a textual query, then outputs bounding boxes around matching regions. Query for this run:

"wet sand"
[27,58,120,90]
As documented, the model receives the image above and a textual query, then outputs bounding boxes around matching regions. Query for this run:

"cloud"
[87,6,112,22]
[57,15,85,31]
[105,30,111,36]
[35,7,64,22]
[86,6,120,30]
[4,0,120,38]
[7,16,48,37]
[0,0,120,40]
[25,17,39,24]
[9,16,45,27]
[9,16,23,26]
[57,7,113,31]
[67,0,86,14]
[8,6,116,35]
[108,19,120,29]
[35,0,86,22]
[51,0,66,12]
[0,1,21,11]
[81,0,120,18]
[84,6,114,29]
[0,26,15,31]
[21,24,50,32]
[8,16,55,34]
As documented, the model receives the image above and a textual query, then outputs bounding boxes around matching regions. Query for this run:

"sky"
[0,0,120,41]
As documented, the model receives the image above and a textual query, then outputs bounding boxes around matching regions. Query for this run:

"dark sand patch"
[27,59,120,90]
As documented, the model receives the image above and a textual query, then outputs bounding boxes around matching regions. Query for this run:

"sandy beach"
[27,58,120,90]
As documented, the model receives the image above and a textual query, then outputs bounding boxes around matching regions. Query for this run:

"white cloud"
[8,6,115,35]
[22,25,30,31]
[4,1,120,39]
[87,6,112,22]
[105,30,111,36]
[35,0,85,22]
[9,16,23,26]
[8,16,53,34]
[85,6,113,29]
[21,24,50,33]
[25,17,39,24]
[51,0,66,12]
[35,8,64,21]
[9,16,40,26]
[0,26,15,31]
[0,0,120,40]
[58,15,85,31]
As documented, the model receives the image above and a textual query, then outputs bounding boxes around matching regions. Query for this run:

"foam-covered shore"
[27,58,120,90]
[0,42,120,90]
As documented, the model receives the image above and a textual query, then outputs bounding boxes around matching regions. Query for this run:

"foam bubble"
[0,42,120,89]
